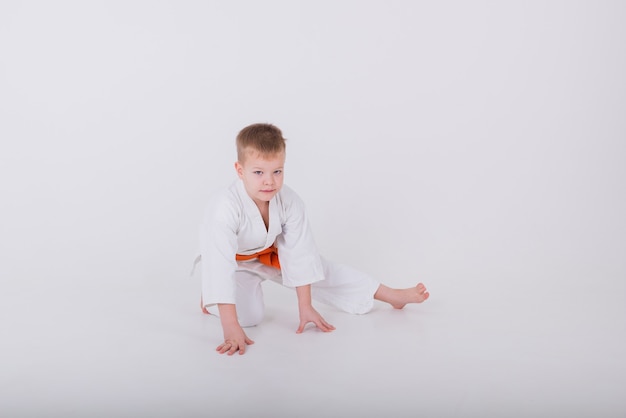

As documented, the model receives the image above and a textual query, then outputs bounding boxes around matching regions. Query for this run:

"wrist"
[298,300,313,311]
[218,303,240,326]
[295,284,312,306]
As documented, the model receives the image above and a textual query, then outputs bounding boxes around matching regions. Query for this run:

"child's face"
[235,151,285,207]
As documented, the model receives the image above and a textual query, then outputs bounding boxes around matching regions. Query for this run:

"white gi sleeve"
[199,191,240,306]
[275,187,325,288]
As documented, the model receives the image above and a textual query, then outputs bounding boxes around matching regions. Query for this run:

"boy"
[195,123,429,355]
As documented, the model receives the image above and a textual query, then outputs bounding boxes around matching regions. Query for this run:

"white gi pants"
[195,257,380,327]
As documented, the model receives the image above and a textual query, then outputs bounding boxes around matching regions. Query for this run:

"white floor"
[2,263,625,418]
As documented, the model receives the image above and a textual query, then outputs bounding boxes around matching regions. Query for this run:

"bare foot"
[374,283,430,309]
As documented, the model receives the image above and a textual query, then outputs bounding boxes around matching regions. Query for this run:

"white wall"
[1,1,624,300]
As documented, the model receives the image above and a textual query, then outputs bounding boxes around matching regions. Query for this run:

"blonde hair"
[236,123,286,162]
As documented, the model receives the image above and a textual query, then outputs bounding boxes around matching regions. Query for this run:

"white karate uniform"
[193,179,379,326]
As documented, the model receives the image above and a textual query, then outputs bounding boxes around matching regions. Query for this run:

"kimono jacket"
[198,179,325,307]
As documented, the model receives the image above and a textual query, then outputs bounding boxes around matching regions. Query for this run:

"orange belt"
[236,245,281,269]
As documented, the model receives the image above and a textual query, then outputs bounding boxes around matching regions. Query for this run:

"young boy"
[195,123,429,355]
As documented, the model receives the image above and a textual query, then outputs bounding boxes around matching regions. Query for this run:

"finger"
[317,320,335,332]
[296,321,306,334]
[216,342,229,350]
[217,343,230,354]
[319,316,335,329]
[227,342,239,356]
[217,341,236,354]
[323,320,336,331]
[245,337,255,345]
[315,321,328,331]
[317,317,334,330]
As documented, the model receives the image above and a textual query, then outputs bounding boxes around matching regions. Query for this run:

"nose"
[264,174,274,185]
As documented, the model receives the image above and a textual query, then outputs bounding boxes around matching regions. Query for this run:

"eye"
[274,170,282,175]
[253,171,262,175]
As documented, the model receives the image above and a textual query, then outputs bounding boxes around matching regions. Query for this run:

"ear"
[234,161,244,179]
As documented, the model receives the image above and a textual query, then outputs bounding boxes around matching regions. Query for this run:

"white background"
[1,1,625,417]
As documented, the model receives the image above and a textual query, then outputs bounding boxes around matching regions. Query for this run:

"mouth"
[260,189,275,193]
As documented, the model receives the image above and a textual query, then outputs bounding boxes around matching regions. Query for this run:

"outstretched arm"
[216,304,254,355]
[295,284,335,334]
